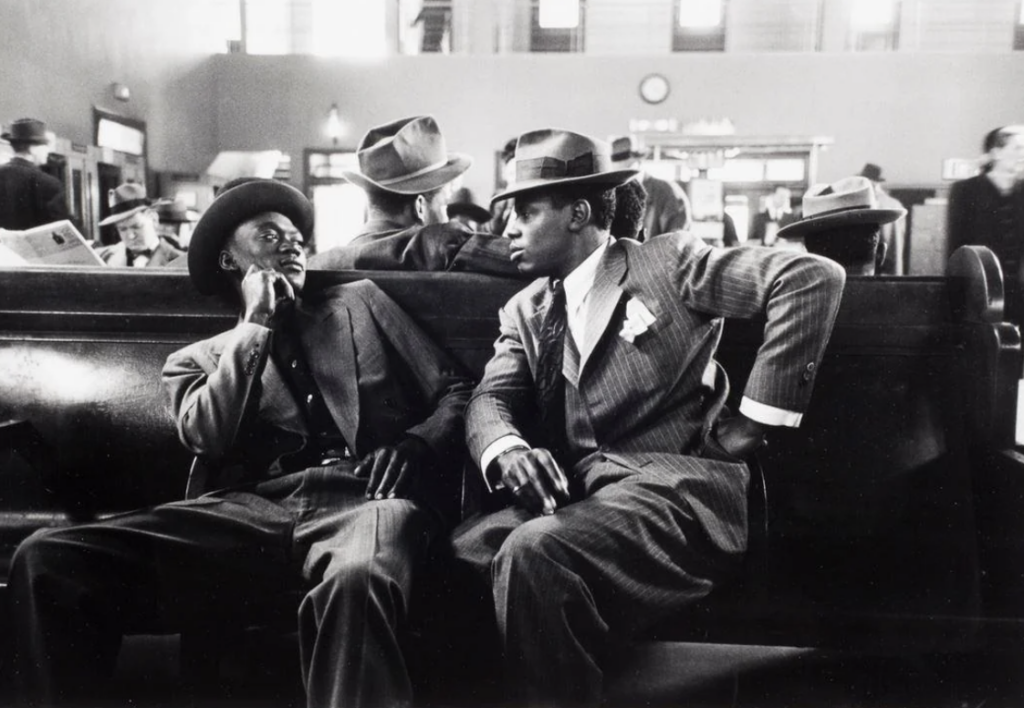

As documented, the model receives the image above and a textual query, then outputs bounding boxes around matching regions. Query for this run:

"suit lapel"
[578,244,627,377]
[297,300,361,454]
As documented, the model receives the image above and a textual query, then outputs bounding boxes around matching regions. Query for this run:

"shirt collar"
[562,237,610,318]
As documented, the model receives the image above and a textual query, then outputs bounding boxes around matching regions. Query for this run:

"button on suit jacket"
[467,231,845,554]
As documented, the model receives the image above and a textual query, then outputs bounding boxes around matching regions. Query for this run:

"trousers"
[9,463,441,708]
[448,456,741,707]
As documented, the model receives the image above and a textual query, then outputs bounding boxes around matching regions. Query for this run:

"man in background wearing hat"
[445,129,846,706]
[784,175,907,276]
[858,162,907,274]
[96,183,184,267]
[309,115,521,277]
[610,135,691,240]
[0,117,70,230]
[156,198,199,250]
[9,179,473,708]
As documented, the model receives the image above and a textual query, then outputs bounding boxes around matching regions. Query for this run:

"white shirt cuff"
[739,396,803,428]
[480,435,530,491]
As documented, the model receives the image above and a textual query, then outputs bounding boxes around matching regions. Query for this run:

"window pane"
[539,0,581,28]
[312,0,387,57]
[246,0,291,55]
[678,0,724,28]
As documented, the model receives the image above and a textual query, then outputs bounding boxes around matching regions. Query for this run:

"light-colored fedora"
[342,115,471,195]
[491,129,639,204]
[777,176,906,238]
[98,183,171,227]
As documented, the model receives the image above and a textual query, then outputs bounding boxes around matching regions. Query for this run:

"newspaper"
[0,220,105,266]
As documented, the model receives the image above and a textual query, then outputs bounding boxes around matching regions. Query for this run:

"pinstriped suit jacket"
[466,231,846,553]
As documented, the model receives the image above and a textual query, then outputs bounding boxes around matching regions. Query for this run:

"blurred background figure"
[858,162,907,274]
[610,136,690,239]
[489,137,518,236]
[947,125,1024,325]
[0,118,70,230]
[749,185,797,246]
[156,199,199,250]
[96,183,183,267]
[782,176,906,276]
[447,187,493,232]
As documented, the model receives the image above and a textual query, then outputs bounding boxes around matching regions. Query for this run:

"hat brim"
[1,132,48,145]
[342,154,472,195]
[777,207,906,238]
[490,168,640,205]
[188,180,313,296]
[98,200,171,227]
[447,203,492,223]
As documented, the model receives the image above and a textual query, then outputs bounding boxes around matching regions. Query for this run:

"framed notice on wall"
[93,107,146,158]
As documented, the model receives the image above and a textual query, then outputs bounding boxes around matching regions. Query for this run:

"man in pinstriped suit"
[448,128,846,706]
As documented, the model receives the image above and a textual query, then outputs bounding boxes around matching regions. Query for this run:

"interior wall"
[214,52,1024,201]
[0,0,220,175]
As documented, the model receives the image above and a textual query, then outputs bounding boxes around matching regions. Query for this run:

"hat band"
[109,198,151,216]
[804,203,872,219]
[516,152,596,182]
[374,157,449,187]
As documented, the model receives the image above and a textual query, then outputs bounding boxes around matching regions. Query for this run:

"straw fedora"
[98,183,171,226]
[491,129,639,204]
[188,179,313,296]
[777,176,906,239]
[342,116,471,195]
[1,118,49,145]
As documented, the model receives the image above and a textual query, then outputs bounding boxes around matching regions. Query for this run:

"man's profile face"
[506,193,574,277]
[116,210,161,254]
[223,211,307,293]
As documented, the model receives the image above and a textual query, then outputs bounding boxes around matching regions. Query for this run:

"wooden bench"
[0,249,1021,704]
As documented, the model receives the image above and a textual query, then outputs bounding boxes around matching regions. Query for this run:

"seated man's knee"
[494,518,571,579]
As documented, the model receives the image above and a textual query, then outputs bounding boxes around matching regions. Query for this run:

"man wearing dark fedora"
[445,128,846,706]
[0,117,70,230]
[857,162,907,274]
[309,115,521,277]
[96,182,184,267]
[610,135,691,240]
[782,175,907,276]
[9,179,473,708]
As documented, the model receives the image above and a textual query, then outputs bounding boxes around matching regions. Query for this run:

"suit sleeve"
[673,235,846,415]
[38,174,70,224]
[450,232,523,277]
[465,300,537,469]
[162,322,271,458]
[361,283,474,461]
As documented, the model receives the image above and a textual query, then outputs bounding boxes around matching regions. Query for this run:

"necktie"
[535,280,568,458]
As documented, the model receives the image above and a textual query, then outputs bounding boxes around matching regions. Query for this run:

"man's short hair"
[545,183,617,232]
[610,179,647,240]
[803,224,881,271]
[365,186,446,215]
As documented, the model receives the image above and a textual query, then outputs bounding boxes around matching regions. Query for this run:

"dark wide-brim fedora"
[342,115,471,196]
[491,129,639,204]
[188,179,313,296]
[447,201,492,224]
[777,176,906,239]
[1,118,49,145]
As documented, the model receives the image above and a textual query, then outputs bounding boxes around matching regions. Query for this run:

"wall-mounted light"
[325,103,343,146]
[111,82,131,102]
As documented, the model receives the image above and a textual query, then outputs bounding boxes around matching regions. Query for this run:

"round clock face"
[639,74,670,105]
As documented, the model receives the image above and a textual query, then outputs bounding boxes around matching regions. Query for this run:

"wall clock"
[639,74,670,105]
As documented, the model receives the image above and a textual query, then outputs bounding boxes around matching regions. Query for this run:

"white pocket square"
[619,297,657,343]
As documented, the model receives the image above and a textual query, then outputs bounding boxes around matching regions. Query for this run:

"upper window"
[531,0,585,52]
[673,0,727,52]
[1015,0,1024,50]
[848,0,900,51]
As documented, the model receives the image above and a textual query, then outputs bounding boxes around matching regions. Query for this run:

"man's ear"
[875,240,888,272]
[414,194,429,224]
[567,198,592,232]
[218,250,239,274]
